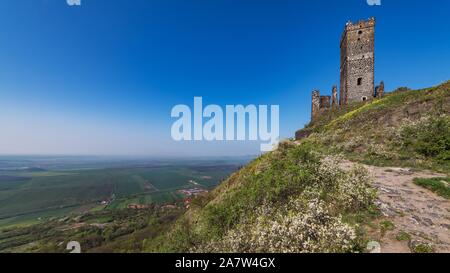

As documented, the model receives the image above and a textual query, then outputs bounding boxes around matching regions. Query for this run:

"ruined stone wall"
[340,18,375,104]
[320,96,331,109]
[340,32,348,106]
[376,81,385,98]
[311,90,320,121]
[332,86,338,107]
[309,18,378,123]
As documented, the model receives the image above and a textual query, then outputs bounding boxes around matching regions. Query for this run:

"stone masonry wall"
[340,18,375,103]
[309,18,377,124]
[311,90,320,121]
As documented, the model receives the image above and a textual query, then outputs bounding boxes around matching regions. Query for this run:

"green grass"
[0,206,78,230]
[395,231,411,242]
[90,204,107,212]
[413,177,450,199]
[106,191,185,211]
[411,243,434,253]
[380,220,395,236]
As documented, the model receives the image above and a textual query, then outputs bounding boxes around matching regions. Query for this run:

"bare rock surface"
[341,162,450,253]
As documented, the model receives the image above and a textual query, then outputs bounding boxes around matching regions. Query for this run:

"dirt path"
[341,162,450,253]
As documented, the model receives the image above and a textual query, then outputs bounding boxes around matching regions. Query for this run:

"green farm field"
[0,158,246,229]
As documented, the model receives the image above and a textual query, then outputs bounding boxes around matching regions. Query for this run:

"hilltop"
[142,81,449,253]
[1,82,448,253]
[299,81,450,172]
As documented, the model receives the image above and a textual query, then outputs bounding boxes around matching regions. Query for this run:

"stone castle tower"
[309,18,382,122]
[340,18,375,105]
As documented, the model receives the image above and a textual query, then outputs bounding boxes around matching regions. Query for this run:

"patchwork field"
[0,157,248,229]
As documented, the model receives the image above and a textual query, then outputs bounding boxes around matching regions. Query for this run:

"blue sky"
[0,0,449,156]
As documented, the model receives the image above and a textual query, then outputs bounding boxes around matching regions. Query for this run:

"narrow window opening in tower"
[357,78,363,86]
[358,30,363,35]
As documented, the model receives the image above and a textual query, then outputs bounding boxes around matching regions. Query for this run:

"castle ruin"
[311,18,384,121]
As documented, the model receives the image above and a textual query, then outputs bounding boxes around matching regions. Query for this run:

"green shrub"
[411,243,434,253]
[380,220,395,236]
[413,177,450,199]
[400,115,450,161]
[395,231,411,241]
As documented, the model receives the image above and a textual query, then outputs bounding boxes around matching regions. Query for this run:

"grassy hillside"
[143,81,449,253]
[0,205,183,253]
[301,81,450,172]
[144,143,378,252]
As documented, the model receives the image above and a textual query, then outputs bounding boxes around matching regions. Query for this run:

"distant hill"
[23,167,48,172]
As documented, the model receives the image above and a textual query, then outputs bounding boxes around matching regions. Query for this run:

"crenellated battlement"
[340,17,376,44]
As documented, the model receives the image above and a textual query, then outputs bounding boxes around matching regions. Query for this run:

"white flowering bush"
[192,153,376,253]
[333,165,377,211]
[340,135,364,153]
[194,198,357,253]
[367,143,397,160]
[311,156,345,190]
[308,156,376,212]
